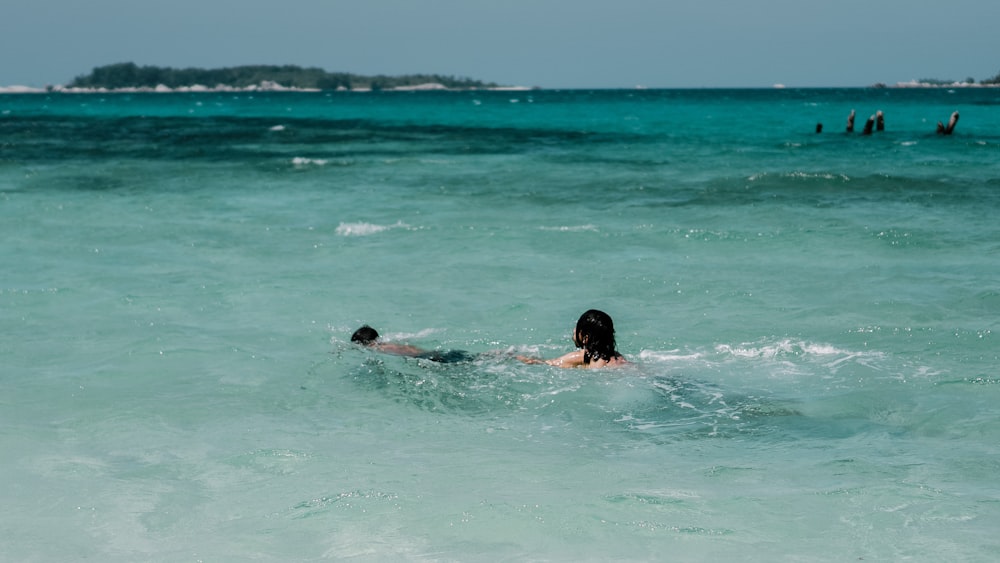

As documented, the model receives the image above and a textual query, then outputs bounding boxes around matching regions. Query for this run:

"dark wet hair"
[351,325,379,346]
[573,309,621,364]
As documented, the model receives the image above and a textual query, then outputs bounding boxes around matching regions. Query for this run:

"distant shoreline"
[2,81,998,94]
[4,62,999,93]
[0,63,531,94]
[882,80,1000,89]
[0,81,535,94]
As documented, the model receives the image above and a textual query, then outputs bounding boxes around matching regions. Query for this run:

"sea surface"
[2,88,999,561]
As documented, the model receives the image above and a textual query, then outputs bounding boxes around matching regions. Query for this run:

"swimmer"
[876,110,885,132]
[351,325,474,363]
[846,109,856,133]
[518,309,628,368]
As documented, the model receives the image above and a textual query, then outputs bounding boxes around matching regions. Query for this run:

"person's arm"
[517,349,585,368]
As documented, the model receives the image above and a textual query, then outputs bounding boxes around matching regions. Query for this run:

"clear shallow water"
[2,89,999,561]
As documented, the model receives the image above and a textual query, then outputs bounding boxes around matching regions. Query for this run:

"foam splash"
[714,339,853,359]
[640,339,888,379]
[538,225,599,232]
[712,339,897,379]
[335,221,410,236]
[291,156,328,167]
[747,171,850,183]
[639,349,704,362]
[382,327,441,342]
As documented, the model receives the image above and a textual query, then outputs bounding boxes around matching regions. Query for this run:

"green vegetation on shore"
[981,70,1000,85]
[68,62,501,91]
[907,70,1000,87]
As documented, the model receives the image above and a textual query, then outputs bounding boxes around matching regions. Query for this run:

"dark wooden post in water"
[862,115,875,135]
[937,111,959,135]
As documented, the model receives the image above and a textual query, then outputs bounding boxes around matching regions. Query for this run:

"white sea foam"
[721,341,782,360]
[291,156,328,167]
[713,339,884,368]
[335,221,410,237]
[639,349,704,362]
[270,125,286,132]
[748,171,850,183]
[538,225,599,232]
[384,328,442,341]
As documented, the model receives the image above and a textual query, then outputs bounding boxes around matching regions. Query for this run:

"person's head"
[572,309,619,363]
[351,325,379,346]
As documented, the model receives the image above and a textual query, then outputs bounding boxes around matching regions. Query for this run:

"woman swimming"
[518,309,628,368]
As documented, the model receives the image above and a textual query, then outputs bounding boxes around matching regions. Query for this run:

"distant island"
[876,70,1000,88]
[8,62,528,93]
[4,62,1000,93]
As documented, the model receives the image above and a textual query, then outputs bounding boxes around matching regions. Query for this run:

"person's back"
[351,325,473,363]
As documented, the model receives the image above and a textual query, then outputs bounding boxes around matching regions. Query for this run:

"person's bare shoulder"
[587,355,629,368]
[546,350,585,368]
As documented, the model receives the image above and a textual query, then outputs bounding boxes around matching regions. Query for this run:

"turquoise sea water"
[2,88,1000,561]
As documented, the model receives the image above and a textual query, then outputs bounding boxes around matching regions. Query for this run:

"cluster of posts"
[815,110,959,135]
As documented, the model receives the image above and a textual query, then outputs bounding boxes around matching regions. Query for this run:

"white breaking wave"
[538,225,599,232]
[747,171,850,183]
[715,339,852,359]
[335,221,410,237]
[291,157,328,167]
[713,339,887,375]
[639,349,705,362]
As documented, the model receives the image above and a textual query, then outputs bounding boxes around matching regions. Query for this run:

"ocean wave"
[291,156,328,167]
[335,221,411,236]
[638,349,705,362]
[538,225,599,232]
[638,340,879,371]
[634,338,893,382]
[715,339,850,359]
[747,171,851,183]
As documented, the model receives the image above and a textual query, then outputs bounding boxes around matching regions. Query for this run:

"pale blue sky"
[3,0,999,88]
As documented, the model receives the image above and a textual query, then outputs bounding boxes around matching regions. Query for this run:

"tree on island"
[68,63,501,91]
[982,70,1000,85]
[912,71,1000,86]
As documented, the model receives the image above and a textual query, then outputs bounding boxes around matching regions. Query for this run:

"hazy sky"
[4,0,999,88]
